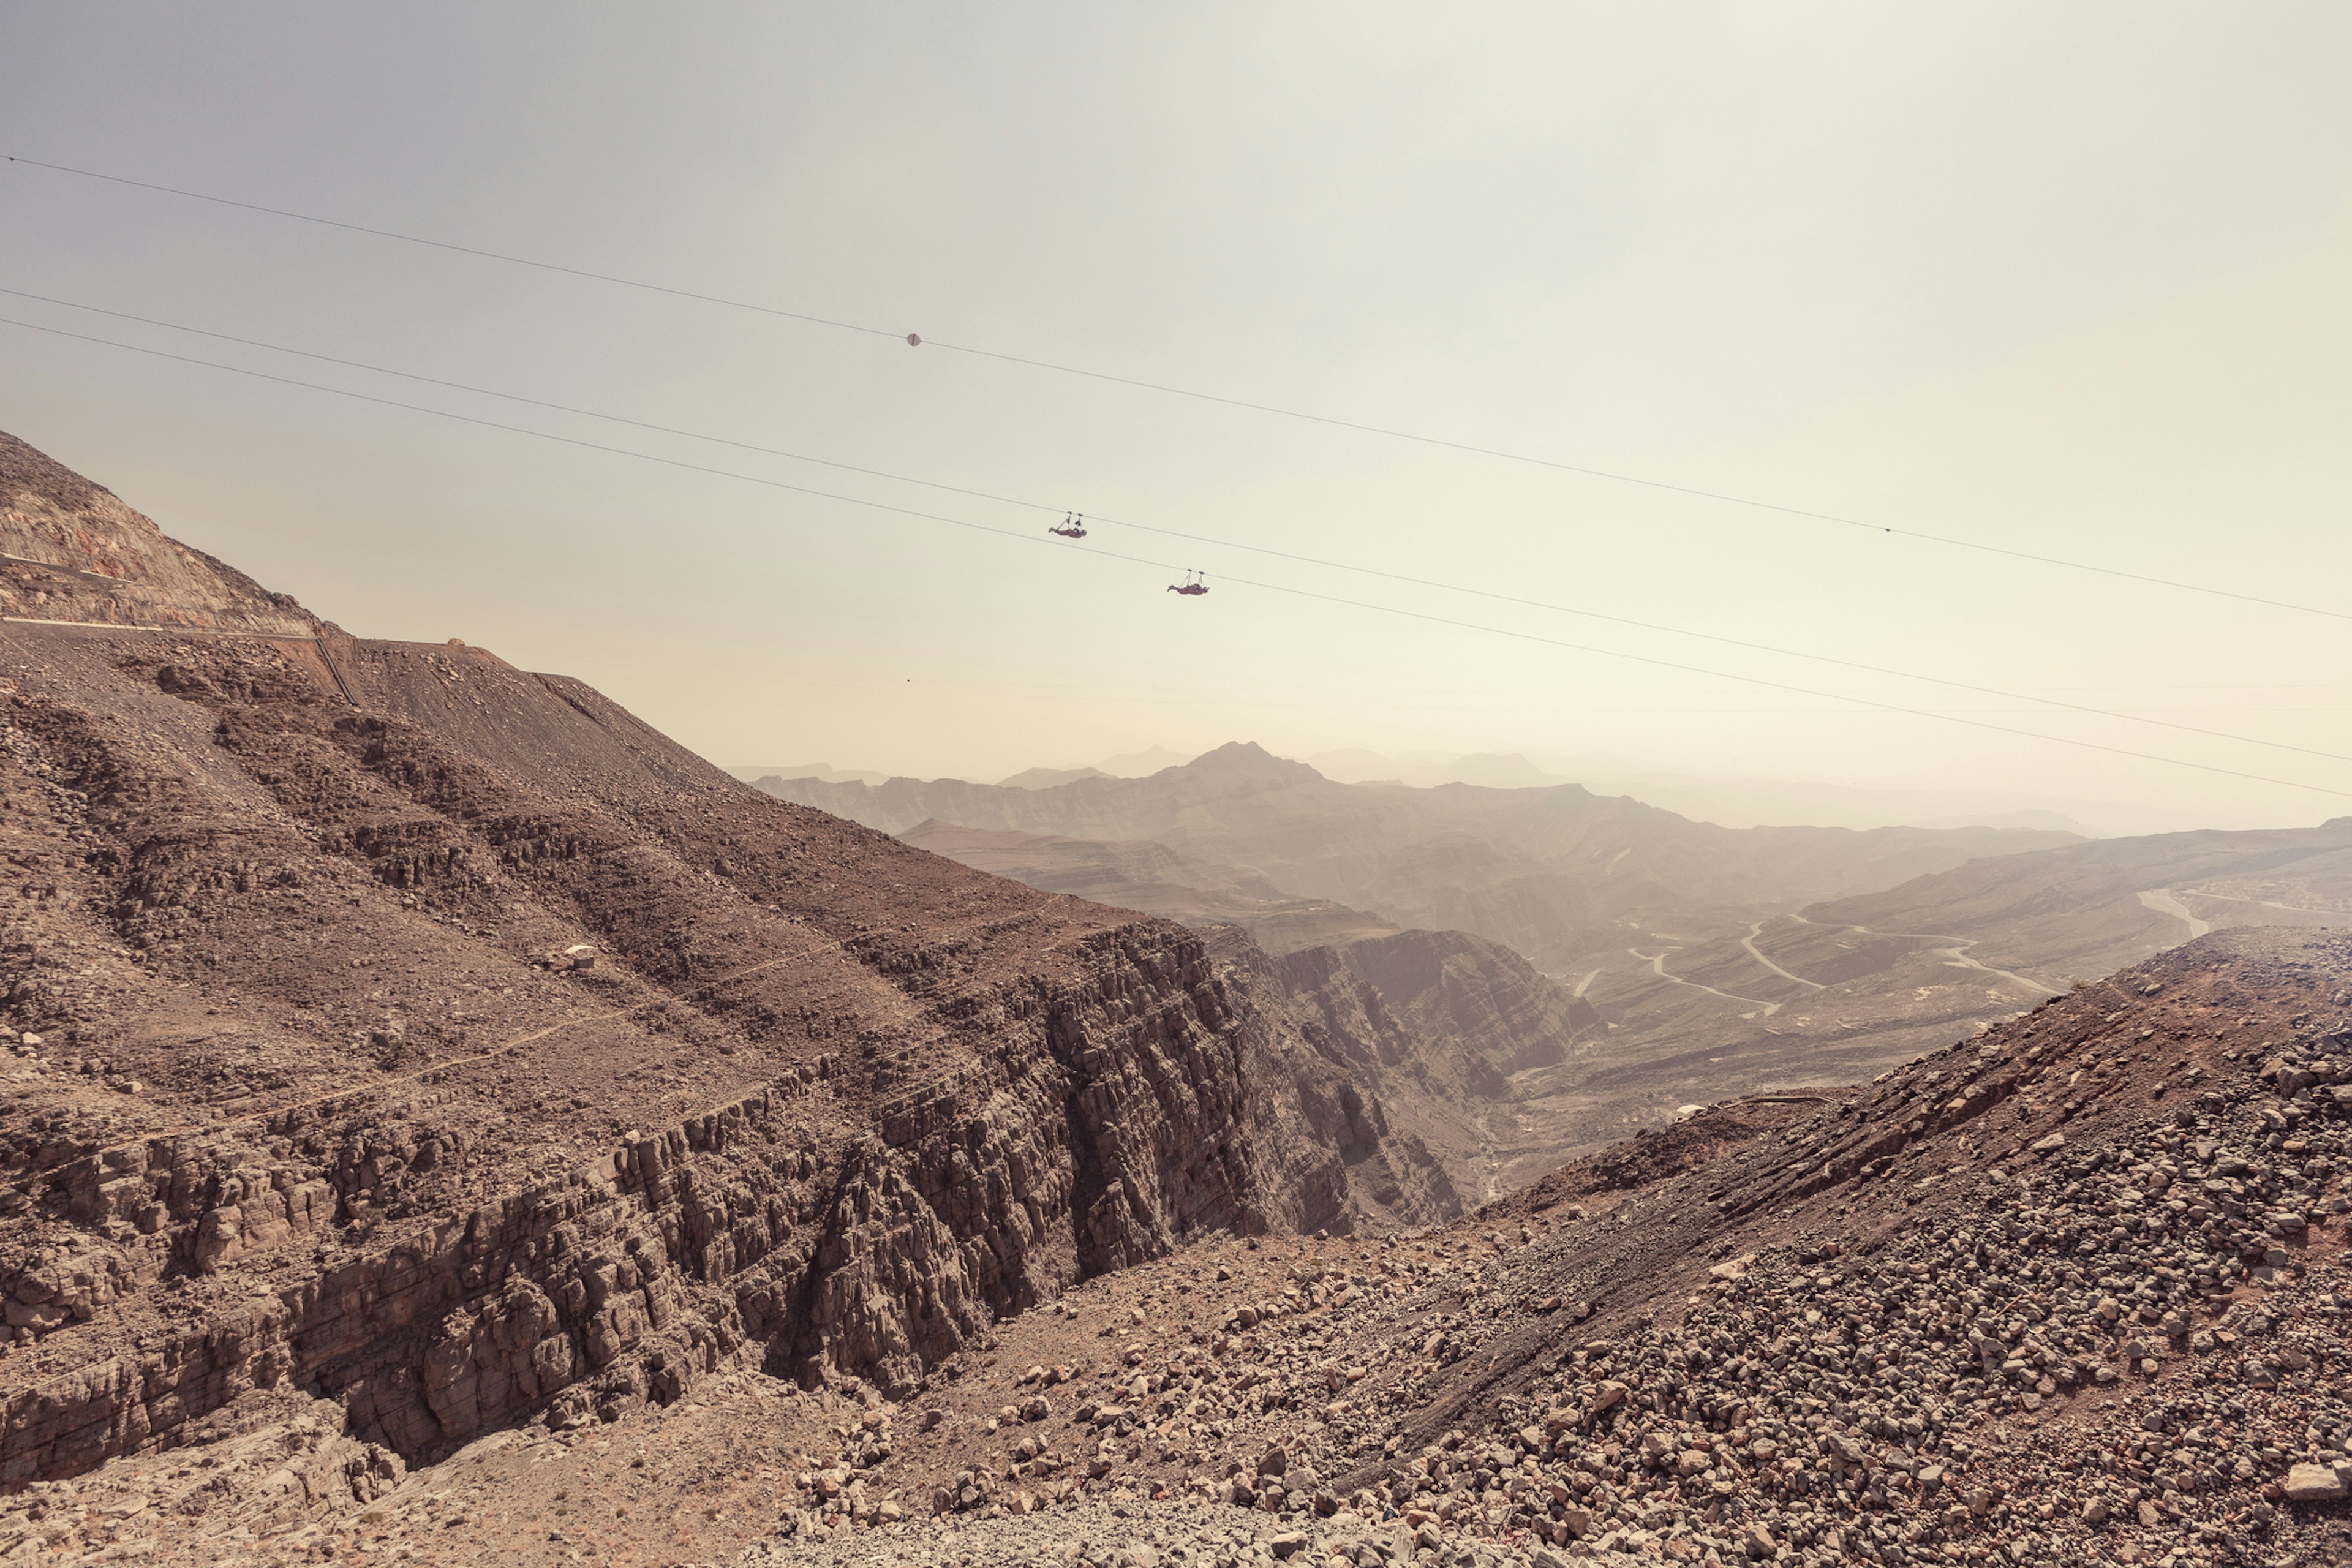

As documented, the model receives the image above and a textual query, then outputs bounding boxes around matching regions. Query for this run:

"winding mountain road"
[2136,887,2212,940]
[1785,914,2064,1001]
[1629,946,1781,1016]
[1741,921,1825,990]
[1848,924,2062,998]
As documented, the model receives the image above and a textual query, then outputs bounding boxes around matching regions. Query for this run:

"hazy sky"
[4,4,2348,829]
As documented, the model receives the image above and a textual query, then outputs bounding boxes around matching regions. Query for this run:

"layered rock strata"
[0,431,1452,1496]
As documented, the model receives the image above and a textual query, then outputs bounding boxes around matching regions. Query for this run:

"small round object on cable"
[906,332,921,347]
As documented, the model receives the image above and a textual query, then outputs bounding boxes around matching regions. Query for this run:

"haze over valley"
[751,750,2350,1191]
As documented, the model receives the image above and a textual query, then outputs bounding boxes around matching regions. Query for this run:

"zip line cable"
[0,156,905,345]
[7,283,2346,771]
[4,313,2347,804]
[7,152,2345,625]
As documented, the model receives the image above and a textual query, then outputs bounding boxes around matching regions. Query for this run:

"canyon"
[760,761,2348,1191]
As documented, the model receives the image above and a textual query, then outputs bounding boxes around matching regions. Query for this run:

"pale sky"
[4,4,2348,830]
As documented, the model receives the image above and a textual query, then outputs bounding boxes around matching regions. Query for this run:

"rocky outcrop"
[0,431,312,636]
[1316,928,1601,1084]
[0,1387,406,1558]
[1221,927,1602,1205]
[1204,930,1463,1226]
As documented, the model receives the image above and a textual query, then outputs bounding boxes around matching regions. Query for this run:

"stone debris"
[715,931,2352,1568]
[12,921,2318,1568]
[741,1493,1654,1568]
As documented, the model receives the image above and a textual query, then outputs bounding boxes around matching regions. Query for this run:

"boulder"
[2283,1463,2348,1502]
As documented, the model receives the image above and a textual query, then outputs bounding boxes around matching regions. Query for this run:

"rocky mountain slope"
[0,432,1467,1523]
[754,747,2079,978]
[40,927,2346,1567]
[899,819,1610,1202]
[0,434,312,638]
[897,820,1401,954]
[729,924,2352,1568]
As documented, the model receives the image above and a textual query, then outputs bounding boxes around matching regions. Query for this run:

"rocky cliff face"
[1241,927,1604,1204]
[1323,928,1602,1087]
[0,432,1455,1494]
[891,815,1605,1208]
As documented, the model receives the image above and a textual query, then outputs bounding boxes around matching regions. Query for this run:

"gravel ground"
[740,1490,1651,1568]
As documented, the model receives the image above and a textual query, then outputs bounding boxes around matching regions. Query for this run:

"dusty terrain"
[1803,825,2352,984]
[26,925,2350,1568]
[1514,826,2352,1185]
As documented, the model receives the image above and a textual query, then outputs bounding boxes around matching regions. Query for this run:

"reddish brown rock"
[0,430,1455,1489]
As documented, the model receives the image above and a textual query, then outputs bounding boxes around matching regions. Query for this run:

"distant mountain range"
[723,761,892,786]
[1304,748,2142,835]
[739,745,2149,835]
[731,745,1190,793]
[749,741,2082,974]
[994,766,1112,790]
[755,745,2350,1182]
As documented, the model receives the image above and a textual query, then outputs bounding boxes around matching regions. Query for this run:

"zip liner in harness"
[1167,570,1208,597]
[1049,513,1088,538]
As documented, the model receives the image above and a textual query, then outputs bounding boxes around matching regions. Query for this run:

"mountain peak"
[1183,741,1325,781]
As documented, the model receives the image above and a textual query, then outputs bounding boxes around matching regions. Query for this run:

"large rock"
[2283,1463,2348,1502]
